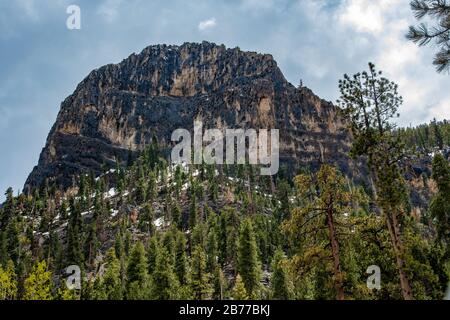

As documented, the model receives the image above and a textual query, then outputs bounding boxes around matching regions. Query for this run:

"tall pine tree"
[237,219,261,299]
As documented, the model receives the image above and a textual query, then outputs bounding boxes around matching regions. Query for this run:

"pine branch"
[434,47,450,72]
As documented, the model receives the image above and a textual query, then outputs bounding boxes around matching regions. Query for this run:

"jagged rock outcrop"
[25,41,358,192]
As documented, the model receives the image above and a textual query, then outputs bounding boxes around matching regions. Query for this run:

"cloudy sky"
[1,0,449,200]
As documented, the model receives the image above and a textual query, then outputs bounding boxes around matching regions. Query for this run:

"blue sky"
[1,0,449,200]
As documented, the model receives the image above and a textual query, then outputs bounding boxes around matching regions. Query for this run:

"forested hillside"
[2,0,450,305]
[1,132,449,300]
[400,119,450,154]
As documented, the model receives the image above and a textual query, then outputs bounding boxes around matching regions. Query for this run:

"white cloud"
[2,0,450,202]
[333,0,450,126]
[338,0,400,35]
[198,17,217,31]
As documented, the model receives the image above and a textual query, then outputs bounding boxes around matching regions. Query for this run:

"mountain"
[3,42,448,302]
[25,41,356,193]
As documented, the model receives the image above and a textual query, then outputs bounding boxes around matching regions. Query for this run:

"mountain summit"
[25,41,354,192]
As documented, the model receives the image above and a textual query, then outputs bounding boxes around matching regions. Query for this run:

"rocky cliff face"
[25,41,357,192]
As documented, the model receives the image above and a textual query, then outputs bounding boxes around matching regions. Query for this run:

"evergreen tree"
[114,232,127,294]
[218,213,228,266]
[232,274,248,300]
[206,230,219,273]
[190,245,212,299]
[162,229,176,265]
[270,249,291,300]
[5,217,20,266]
[171,203,183,230]
[174,233,188,286]
[212,266,226,300]
[147,237,158,275]
[283,165,353,300]
[237,219,261,299]
[126,241,149,299]
[407,0,450,73]
[276,180,291,222]
[0,231,8,267]
[90,276,107,300]
[189,192,198,230]
[338,63,413,300]
[48,230,63,271]
[429,154,450,243]
[66,198,84,267]
[191,223,207,251]
[151,247,179,299]
[139,203,155,235]
[147,170,157,201]
[124,230,132,256]
[0,260,18,300]
[102,248,123,300]
[432,118,445,150]
[174,165,184,195]
[57,286,78,300]
[0,187,15,230]
[23,260,53,300]
[84,222,99,267]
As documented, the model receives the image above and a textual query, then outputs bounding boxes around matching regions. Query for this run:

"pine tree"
[5,217,20,266]
[190,245,212,299]
[218,213,228,266]
[283,165,353,300]
[48,230,63,271]
[0,187,15,230]
[270,249,291,300]
[232,274,248,300]
[59,200,68,220]
[0,189,19,267]
[84,221,99,267]
[151,247,179,299]
[147,237,158,275]
[162,229,176,266]
[237,219,261,299]
[23,260,53,300]
[189,192,198,230]
[147,170,157,201]
[136,168,147,203]
[148,133,160,169]
[0,260,18,300]
[429,154,450,243]
[102,248,123,300]
[114,232,124,260]
[124,230,132,256]
[212,266,226,300]
[171,203,183,230]
[139,203,155,235]
[66,198,84,267]
[126,241,149,299]
[57,286,78,300]
[206,230,219,273]
[432,118,445,150]
[407,0,450,73]
[191,223,207,251]
[276,180,291,222]
[114,232,127,295]
[0,231,8,267]
[174,233,188,286]
[91,276,107,300]
[338,63,413,300]
[174,165,184,195]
